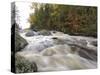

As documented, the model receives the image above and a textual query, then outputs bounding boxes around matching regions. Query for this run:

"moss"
[15,54,38,73]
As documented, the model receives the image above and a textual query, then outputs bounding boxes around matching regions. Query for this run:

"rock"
[78,48,97,61]
[51,31,64,36]
[51,30,57,33]
[25,30,37,37]
[11,23,28,52]
[15,54,37,73]
[70,44,97,61]
[38,30,51,36]
[52,36,74,45]
[78,39,87,46]
[52,37,58,40]
[90,40,97,46]
[15,32,28,52]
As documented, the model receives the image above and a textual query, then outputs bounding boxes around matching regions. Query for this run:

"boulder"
[78,39,87,46]
[15,32,28,52]
[11,23,28,52]
[90,40,97,46]
[78,48,97,61]
[15,54,37,73]
[51,31,64,36]
[25,30,37,37]
[38,30,51,36]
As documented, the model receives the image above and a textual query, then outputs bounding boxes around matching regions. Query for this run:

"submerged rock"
[41,45,72,56]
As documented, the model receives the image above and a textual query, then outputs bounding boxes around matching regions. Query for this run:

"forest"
[29,3,97,37]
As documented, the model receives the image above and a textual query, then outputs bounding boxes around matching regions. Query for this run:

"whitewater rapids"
[17,30,97,72]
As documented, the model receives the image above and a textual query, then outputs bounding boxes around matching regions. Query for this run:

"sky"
[15,2,34,29]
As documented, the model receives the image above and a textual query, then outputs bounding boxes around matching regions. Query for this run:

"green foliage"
[29,3,97,37]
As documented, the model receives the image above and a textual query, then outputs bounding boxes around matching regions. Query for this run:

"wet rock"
[52,37,58,40]
[51,31,64,36]
[15,54,37,73]
[90,40,97,46]
[38,30,51,36]
[78,39,87,46]
[11,23,28,52]
[78,48,97,61]
[25,30,37,37]
[15,33,28,52]
[52,36,74,45]
[51,30,57,33]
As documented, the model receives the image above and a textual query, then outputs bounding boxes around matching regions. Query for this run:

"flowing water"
[17,30,97,72]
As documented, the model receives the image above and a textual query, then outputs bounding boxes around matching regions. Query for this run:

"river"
[17,30,97,72]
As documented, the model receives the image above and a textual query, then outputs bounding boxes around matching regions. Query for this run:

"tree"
[29,3,97,37]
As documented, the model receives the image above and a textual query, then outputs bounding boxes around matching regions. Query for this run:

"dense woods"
[29,3,97,37]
